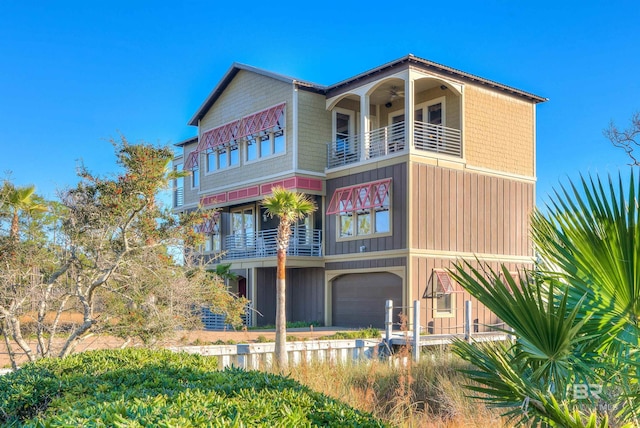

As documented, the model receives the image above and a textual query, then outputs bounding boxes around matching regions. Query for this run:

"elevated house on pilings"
[172,54,546,332]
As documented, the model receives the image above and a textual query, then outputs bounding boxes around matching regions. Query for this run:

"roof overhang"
[326,54,547,104]
[188,63,325,127]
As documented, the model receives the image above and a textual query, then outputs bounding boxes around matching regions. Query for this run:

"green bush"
[320,327,381,340]
[0,348,384,427]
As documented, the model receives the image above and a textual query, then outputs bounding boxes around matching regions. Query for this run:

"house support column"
[404,72,415,153]
[360,94,370,162]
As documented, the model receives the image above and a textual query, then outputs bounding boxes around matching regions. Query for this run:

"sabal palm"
[532,172,640,351]
[262,187,316,370]
[451,172,640,427]
[0,183,47,240]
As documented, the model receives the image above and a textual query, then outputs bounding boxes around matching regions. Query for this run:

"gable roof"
[188,63,325,126]
[326,54,547,103]
[188,55,547,127]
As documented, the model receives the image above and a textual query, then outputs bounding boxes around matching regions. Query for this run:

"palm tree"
[450,171,640,427]
[262,186,316,370]
[0,182,47,242]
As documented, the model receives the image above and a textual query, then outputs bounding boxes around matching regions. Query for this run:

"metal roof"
[188,55,547,127]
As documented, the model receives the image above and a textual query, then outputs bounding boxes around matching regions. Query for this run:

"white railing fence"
[169,339,380,370]
[385,300,512,362]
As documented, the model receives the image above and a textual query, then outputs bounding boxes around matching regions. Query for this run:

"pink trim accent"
[197,212,220,234]
[434,270,457,294]
[260,176,322,195]
[228,185,260,202]
[194,103,286,155]
[201,192,227,207]
[326,178,392,215]
[184,151,200,170]
[199,120,241,152]
[237,103,285,139]
[201,177,322,207]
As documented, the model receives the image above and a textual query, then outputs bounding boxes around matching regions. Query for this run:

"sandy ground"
[0,326,351,368]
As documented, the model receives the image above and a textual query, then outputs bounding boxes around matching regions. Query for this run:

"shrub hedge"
[0,348,385,427]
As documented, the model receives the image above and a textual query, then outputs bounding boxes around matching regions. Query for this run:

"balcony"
[327,121,461,169]
[174,186,184,208]
[221,227,322,260]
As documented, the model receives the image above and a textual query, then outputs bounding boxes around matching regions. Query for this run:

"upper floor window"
[246,130,285,162]
[332,109,355,155]
[182,150,200,190]
[207,143,240,172]
[199,103,286,170]
[415,97,446,127]
[191,166,199,189]
[326,179,392,240]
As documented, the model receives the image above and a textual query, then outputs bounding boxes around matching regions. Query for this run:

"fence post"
[413,300,420,362]
[385,299,393,344]
[464,300,472,343]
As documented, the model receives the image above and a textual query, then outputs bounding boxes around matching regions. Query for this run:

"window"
[435,293,454,316]
[205,222,221,253]
[274,133,285,154]
[423,270,456,318]
[428,102,442,125]
[260,134,272,157]
[414,97,446,127]
[332,109,355,155]
[327,179,392,240]
[229,144,239,166]
[197,213,220,254]
[251,131,285,159]
[207,151,217,172]
[198,104,286,168]
[218,148,228,169]
[231,207,255,249]
[191,166,199,188]
[246,139,258,161]
[206,143,240,172]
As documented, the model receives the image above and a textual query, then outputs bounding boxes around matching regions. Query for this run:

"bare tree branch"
[604,112,640,165]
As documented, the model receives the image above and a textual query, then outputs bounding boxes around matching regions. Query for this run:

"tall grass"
[287,346,506,427]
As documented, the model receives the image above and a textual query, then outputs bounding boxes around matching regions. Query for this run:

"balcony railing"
[326,121,462,168]
[222,227,322,260]
[327,135,361,168]
[368,121,406,158]
[414,121,462,157]
[174,187,184,207]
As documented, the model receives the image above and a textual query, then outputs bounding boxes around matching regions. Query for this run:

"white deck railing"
[222,227,322,260]
[414,121,462,157]
[327,121,462,168]
[170,339,380,370]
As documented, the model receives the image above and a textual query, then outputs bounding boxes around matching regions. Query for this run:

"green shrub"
[320,327,381,340]
[248,320,324,330]
[0,348,384,427]
[255,335,269,343]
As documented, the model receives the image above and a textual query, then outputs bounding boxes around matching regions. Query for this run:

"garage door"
[332,272,402,328]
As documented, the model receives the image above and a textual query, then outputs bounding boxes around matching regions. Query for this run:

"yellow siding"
[297,90,331,172]
[200,70,292,130]
[464,86,534,177]
[198,70,294,196]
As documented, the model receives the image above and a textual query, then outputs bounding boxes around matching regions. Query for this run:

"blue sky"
[1,1,639,206]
